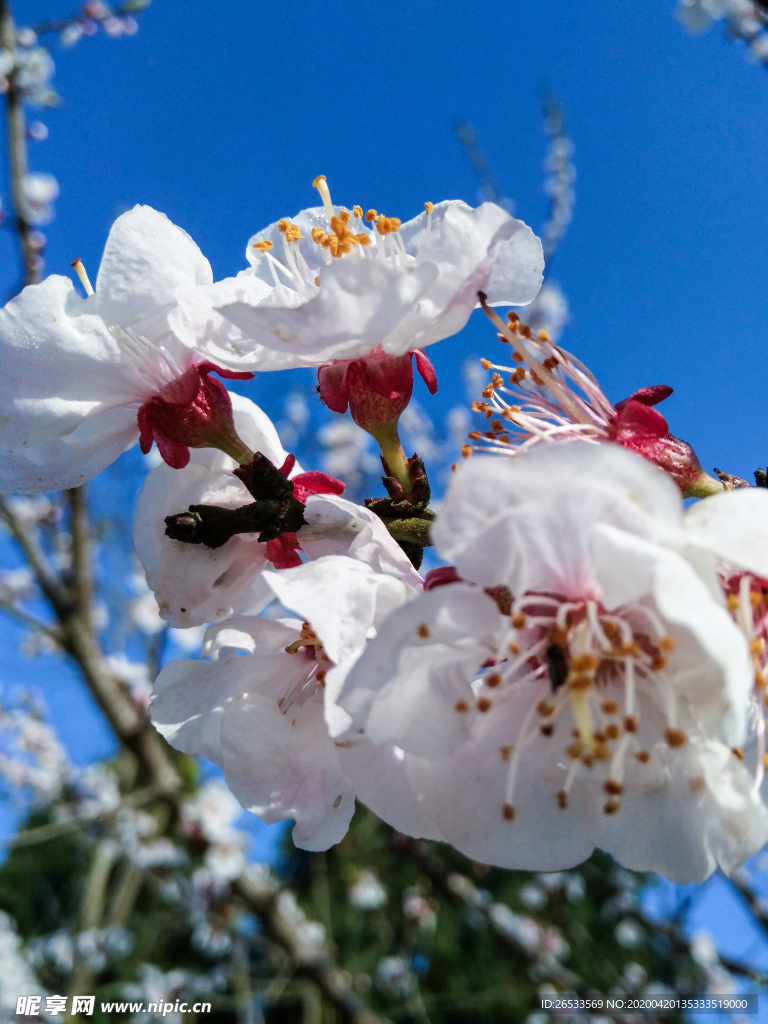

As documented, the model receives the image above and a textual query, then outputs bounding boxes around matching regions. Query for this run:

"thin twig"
[0,0,40,288]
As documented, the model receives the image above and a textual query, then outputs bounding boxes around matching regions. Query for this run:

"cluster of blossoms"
[2,172,768,887]
[678,0,768,65]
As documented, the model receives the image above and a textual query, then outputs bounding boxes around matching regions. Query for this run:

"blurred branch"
[728,870,768,939]
[0,0,41,288]
[1,486,388,1024]
[453,121,510,210]
[539,93,575,265]
[397,836,585,994]
[31,1,149,36]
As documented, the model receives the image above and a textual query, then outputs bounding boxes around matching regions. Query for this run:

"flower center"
[444,592,691,821]
[250,177,434,306]
[280,622,333,713]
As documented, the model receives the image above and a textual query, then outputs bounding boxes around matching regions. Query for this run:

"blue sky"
[3,0,768,986]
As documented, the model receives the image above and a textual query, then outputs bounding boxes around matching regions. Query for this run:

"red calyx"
[608,386,703,491]
[317,346,438,433]
[138,362,254,469]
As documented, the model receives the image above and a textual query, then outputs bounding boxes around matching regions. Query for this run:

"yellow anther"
[751,590,763,607]
[253,239,274,252]
[499,745,512,761]
[756,669,767,688]
[461,445,472,458]
[605,723,620,740]
[635,750,651,764]
[604,779,624,795]
[507,310,520,323]
[277,219,289,233]
[477,697,493,713]
[312,174,335,222]
[357,232,371,246]
[502,803,515,821]
[624,715,638,733]
[732,747,745,760]
[480,358,493,369]
[424,201,434,214]
[311,227,326,243]
[376,215,401,234]
[727,594,741,612]
[658,635,676,652]
[454,699,469,713]
[536,700,554,717]
[651,654,667,671]
[538,329,550,341]
[508,640,520,655]
[284,223,302,242]
[665,727,687,747]
[604,797,620,814]
[337,209,351,224]
[751,638,765,656]
[572,652,598,673]
[417,623,431,638]
[365,209,379,222]
[468,431,482,441]
[352,205,363,218]
[486,672,502,689]
[601,700,619,714]
[566,741,583,759]
[70,258,94,296]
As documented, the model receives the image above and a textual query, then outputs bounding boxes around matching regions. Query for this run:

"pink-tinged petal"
[614,384,673,412]
[318,361,351,413]
[423,566,461,590]
[266,533,303,569]
[279,453,297,477]
[413,349,438,394]
[291,470,345,503]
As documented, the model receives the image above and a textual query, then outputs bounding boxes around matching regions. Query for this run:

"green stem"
[684,471,725,499]
[369,420,412,497]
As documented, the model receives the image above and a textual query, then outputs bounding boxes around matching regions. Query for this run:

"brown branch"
[5,487,387,1023]
[729,870,768,940]
[235,868,389,1024]
[0,0,41,288]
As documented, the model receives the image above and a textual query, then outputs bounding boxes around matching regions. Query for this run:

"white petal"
[0,405,138,495]
[600,739,768,882]
[263,556,414,669]
[221,691,355,851]
[339,741,443,841]
[339,584,500,758]
[94,205,213,327]
[300,494,424,588]
[219,256,439,365]
[0,275,130,450]
[484,220,546,306]
[432,444,682,596]
[406,689,601,870]
[593,524,753,747]
[684,488,768,578]
[150,653,254,764]
[134,394,289,627]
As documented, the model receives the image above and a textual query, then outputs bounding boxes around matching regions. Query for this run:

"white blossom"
[339,443,768,882]
[207,189,543,370]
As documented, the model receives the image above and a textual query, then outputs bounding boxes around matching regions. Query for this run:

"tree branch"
[0,0,41,288]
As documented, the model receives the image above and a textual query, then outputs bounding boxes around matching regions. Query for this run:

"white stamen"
[71,258,94,296]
